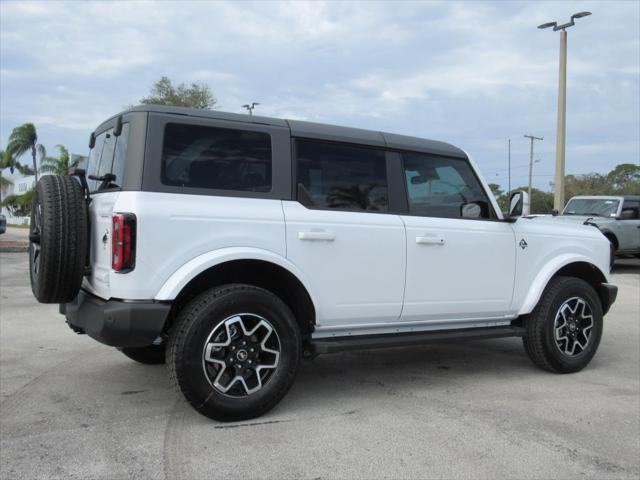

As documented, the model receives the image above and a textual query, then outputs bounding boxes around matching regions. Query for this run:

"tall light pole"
[507,138,511,199]
[524,134,543,205]
[538,11,591,211]
[242,102,260,115]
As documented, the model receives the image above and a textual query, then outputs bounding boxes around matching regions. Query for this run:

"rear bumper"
[60,289,171,347]
[597,283,618,315]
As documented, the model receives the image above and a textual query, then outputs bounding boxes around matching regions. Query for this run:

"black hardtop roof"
[101,105,467,158]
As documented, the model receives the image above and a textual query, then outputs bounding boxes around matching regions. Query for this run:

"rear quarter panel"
[107,191,286,300]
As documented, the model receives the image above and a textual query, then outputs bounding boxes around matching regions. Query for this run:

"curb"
[0,243,29,253]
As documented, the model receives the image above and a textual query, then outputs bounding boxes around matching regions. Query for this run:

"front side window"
[296,140,388,212]
[620,199,639,219]
[403,152,492,219]
[161,123,272,192]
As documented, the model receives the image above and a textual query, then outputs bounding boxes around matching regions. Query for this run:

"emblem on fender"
[519,238,528,250]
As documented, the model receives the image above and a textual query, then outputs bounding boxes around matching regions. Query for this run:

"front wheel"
[167,284,301,422]
[522,276,603,374]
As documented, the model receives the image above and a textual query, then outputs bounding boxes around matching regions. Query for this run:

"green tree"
[140,76,217,109]
[6,123,45,181]
[40,145,81,176]
[509,185,554,214]
[607,163,640,194]
[488,183,509,212]
[1,189,33,217]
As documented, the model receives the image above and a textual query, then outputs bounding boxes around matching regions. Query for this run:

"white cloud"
[1,0,638,190]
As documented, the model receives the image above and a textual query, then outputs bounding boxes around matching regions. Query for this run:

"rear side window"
[295,140,388,212]
[161,123,272,192]
[403,152,493,219]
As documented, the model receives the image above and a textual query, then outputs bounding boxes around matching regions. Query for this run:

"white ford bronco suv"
[28,106,617,421]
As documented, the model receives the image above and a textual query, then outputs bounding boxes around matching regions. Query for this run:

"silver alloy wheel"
[30,203,42,276]
[553,296,594,356]
[202,313,280,397]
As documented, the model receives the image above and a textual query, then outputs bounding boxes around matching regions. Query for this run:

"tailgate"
[83,191,120,299]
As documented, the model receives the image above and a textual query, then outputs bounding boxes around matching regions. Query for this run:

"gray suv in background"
[555,195,640,257]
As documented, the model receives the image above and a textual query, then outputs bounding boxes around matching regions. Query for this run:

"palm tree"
[40,145,80,176]
[0,150,14,202]
[6,123,45,181]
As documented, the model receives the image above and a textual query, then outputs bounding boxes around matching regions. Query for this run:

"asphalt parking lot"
[1,252,638,480]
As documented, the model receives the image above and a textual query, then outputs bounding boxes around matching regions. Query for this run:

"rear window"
[161,123,272,192]
[86,124,130,192]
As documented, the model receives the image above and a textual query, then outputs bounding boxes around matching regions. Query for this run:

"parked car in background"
[0,214,6,234]
[555,195,640,258]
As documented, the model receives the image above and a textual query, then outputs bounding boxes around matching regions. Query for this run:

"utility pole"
[242,102,260,116]
[538,11,591,211]
[524,134,543,206]
[507,138,511,199]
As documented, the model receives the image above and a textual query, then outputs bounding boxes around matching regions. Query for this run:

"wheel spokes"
[553,296,594,356]
[202,313,281,397]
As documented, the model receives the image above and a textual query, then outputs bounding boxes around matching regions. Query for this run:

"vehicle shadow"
[280,337,536,415]
[612,258,640,275]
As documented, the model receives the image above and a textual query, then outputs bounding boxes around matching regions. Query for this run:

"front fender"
[517,253,607,316]
[154,247,316,302]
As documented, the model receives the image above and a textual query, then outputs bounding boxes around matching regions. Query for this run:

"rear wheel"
[523,276,603,373]
[120,345,166,365]
[167,284,301,421]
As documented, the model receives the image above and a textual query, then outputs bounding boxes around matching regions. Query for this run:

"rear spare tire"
[29,175,88,303]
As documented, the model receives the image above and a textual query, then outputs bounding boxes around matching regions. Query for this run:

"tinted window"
[86,126,130,192]
[86,130,107,192]
[296,140,388,212]
[111,123,130,189]
[621,199,639,219]
[161,123,272,192]
[403,152,492,219]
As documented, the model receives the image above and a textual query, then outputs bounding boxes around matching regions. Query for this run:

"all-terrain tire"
[29,175,88,303]
[167,284,301,422]
[522,276,603,374]
[120,345,166,365]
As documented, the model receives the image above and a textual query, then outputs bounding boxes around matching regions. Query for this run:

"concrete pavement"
[1,253,638,479]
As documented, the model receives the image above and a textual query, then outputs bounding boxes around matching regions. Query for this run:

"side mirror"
[508,191,530,218]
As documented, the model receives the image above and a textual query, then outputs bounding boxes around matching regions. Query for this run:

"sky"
[1,0,638,192]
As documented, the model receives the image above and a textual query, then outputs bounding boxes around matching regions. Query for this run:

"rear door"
[83,123,131,299]
[283,139,406,334]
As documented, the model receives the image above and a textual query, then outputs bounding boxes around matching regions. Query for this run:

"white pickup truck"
[28,106,617,421]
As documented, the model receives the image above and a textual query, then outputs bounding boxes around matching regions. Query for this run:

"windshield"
[563,198,620,217]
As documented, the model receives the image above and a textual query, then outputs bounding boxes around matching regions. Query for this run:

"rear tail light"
[112,213,136,272]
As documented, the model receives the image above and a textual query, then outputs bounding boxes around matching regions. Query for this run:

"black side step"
[310,325,526,355]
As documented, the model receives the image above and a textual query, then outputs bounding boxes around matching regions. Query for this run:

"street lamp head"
[571,11,592,20]
[538,21,557,29]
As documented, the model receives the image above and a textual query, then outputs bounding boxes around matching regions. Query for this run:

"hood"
[543,214,615,226]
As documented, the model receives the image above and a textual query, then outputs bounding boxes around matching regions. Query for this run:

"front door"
[399,151,516,324]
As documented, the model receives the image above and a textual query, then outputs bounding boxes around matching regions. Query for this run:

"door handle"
[298,230,335,241]
[416,234,445,245]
